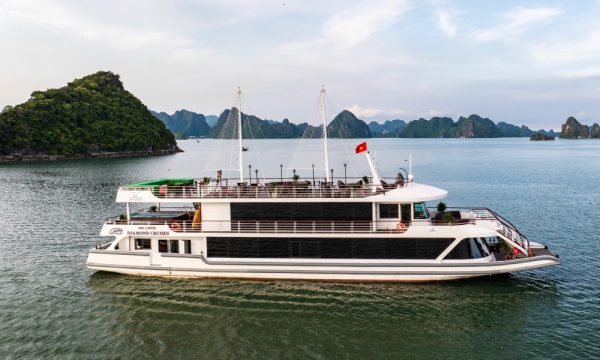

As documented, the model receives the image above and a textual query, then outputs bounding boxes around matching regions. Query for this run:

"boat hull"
[86,251,559,282]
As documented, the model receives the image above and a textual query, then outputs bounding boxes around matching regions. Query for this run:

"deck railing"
[119,177,412,200]
[441,207,529,251]
[105,217,476,234]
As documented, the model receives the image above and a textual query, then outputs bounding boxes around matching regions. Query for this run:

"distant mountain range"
[153,108,562,139]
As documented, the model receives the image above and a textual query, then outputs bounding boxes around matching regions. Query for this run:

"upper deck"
[116,177,448,203]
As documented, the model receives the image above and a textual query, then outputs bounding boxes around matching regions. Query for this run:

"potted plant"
[435,202,453,223]
[202,177,211,185]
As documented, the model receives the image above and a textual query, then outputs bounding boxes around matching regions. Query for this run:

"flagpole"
[237,86,243,183]
[320,85,330,183]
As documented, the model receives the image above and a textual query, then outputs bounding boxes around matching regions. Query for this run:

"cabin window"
[231,202,372,221]
[445,238,489,259]
[135,238,151,250]
[413,202,429,219]
[170,240,179,254]
[207,237,453,259]
[183,240,192,254]
[379,204,399,219]
[158,240,169,253]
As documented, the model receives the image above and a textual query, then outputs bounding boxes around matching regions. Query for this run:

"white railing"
[120,177,412,200]
[105,217,477,235]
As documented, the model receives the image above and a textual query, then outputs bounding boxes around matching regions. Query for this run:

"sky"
[1,0,600,130]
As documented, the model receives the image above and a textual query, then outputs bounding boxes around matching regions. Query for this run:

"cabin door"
[401,204,411,225]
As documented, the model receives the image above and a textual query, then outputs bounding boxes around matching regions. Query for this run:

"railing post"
[294,221,297,233]
[351,221,354,233]
[256,221,259,233]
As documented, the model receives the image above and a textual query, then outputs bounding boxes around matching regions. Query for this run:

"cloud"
[560,67,600,79]
[532,30,600,65]
[435,9,457,37]
[470,7,561,42]
[346,104,448,120]
[321,0,411,48]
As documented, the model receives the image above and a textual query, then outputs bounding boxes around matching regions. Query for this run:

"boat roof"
[369,183,447,203]
[116,178,447,203]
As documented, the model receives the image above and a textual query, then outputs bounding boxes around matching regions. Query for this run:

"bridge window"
[413,202,430,219]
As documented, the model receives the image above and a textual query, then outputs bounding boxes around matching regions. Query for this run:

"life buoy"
[170,222,181,231]
[396,222,407,232]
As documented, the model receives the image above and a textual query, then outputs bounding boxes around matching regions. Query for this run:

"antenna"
[320,85,330,182]
[237,86,243,183]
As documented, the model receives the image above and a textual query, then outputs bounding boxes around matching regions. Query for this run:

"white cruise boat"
[87,88,560,282]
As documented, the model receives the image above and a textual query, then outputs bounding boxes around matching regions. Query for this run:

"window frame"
[379,204,399,219]
[413,202,430,220]
[135,238,151,250]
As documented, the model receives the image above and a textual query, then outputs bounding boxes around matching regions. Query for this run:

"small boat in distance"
[242,146,249,151]
[86,87,560,282]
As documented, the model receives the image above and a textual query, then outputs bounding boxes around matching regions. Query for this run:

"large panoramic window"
[135,238,151,250]
[379,204,399,219]
[413,202,430,219]
[231,202,372,221]
[207,237,454,259]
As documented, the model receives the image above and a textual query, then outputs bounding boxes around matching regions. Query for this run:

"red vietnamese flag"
[355,142,367,154]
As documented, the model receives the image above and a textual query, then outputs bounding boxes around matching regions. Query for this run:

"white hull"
[87,251,559,282]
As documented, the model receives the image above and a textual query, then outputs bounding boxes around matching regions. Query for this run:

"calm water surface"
[0,138,598,359]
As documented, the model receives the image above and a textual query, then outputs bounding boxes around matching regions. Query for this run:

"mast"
[320,85,330,183]
[237,86,243,183]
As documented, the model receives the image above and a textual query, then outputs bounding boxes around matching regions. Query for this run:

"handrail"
[436,207,530,251]
[119,176,414,200]
[104,218,476,234]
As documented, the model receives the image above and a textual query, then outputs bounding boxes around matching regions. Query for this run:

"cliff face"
[0,71,179,158]
[327,110,372,138]
[153,109,211,139]
[560,117,590,139]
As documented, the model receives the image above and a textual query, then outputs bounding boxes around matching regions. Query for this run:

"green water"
[0,138,597,359]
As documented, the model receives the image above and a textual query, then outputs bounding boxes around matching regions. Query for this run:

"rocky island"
[0,71,180,162]
[559,117,600,139]
[530,132,555,141]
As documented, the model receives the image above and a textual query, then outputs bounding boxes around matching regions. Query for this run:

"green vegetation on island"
[152,109,210,139]
[560,117,600,139]
[0,71,179,160]
[530,132,555,141]
[327,110,371,138]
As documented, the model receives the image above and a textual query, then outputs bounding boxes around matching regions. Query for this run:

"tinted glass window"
[413,202,429,219]
[183,240,192,254]
[207,237,453,259]
[135,238,151,250]
[158,240,168,253]
[170,240,179,253]
[379,204,399,219]
[445,238,487,259]
[231,203,372,221]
